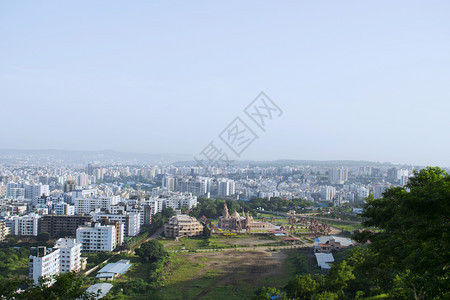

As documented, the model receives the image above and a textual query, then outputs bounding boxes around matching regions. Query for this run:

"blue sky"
[1,1,449,166]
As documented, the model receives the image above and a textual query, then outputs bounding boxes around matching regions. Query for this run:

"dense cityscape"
[1,1,449,299]
[1,152,448,299]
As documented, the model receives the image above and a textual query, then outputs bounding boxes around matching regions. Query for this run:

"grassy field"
[153,249,306,299]
[81,233,314,299]
[318,219,363,232]
[99,247,310,299]
[160,234,285,251]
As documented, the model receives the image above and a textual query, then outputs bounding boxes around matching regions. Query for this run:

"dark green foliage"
[203,223,211,237]
[355,167,450,299]
[0,247,30,280]
[135,240,168,263]
[285,274,318,299]
[252,287,282,300]
[37,232,50,242]
[161,207,175,219]
[0,272,97,299]
[258,167,449,299]
[189,197,314,219]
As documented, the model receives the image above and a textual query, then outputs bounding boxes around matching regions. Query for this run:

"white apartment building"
[54,238,81,273]
[91,212,140,237]
[29,246,60,285]
[217,180,235,196]
[5,213,40,236]
[357,186,370,200]
[76,223,118,252]
[71,189,97,204]
[329,167,348,185]
[149,198,164,214]
[77,173,90,187]
[163,194,198,211]
[25,183,50,200]
[75,195,120,214]
[321,186,336,201]
[6,182,49,200]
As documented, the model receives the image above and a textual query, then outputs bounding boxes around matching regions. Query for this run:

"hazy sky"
[1,1,449,166]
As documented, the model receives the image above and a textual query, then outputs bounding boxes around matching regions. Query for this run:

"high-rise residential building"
[321,186,336,201]
[76,222,120,252]
[0,221,8,242]
[357,186,370,200]
[162,194,198,211]
[74,195,120,214]
[162,176,175,192]
[29,246,60,285]
[329,167,348,184]
[217,179,235,196]
[63,180,77,193]
[387,167,398,182]
[53,203,75,215]
[374,184,389,199]
[6,182,25,199]
[5,213,40,236]
[400,175,409,186]
[91,212,140,237]
[54,238,82,273]
[25,183,50,200]
[39,215,93,238]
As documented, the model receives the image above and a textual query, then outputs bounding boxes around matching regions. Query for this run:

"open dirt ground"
[160,249,291,300]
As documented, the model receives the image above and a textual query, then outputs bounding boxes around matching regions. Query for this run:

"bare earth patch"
[160,249,291,300]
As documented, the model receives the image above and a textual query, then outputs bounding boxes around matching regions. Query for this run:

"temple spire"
[223,203,230,218]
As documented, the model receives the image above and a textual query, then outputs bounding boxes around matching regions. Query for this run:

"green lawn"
[160,234,284,251]
[320,220,364,232]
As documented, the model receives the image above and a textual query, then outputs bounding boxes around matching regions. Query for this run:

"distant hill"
[172,159,396,167]
[0,149,410,168]
[0,149,191,166]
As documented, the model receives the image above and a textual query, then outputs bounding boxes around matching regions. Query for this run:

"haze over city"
[1,1,449,166]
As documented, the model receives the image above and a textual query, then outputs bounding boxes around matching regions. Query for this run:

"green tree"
[285,274,318,299]
[312,291,339,300]
[355,167,450,299]
[161,207,175,219]
[37,232,50,242]
[135,240,168,263]
[252,287,281,300]
[203,224,211,237]
[0,272,97,299]
[325,260,355,296]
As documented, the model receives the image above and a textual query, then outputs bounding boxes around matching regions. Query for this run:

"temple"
[218,204,275,231]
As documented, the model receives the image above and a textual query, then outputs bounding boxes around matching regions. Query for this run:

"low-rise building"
[314,236,354,253]
[164,215,203,238]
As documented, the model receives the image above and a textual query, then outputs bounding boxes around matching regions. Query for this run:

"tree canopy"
[355,166,450,299]
[135,240,168,263]
[257,167,449,299]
